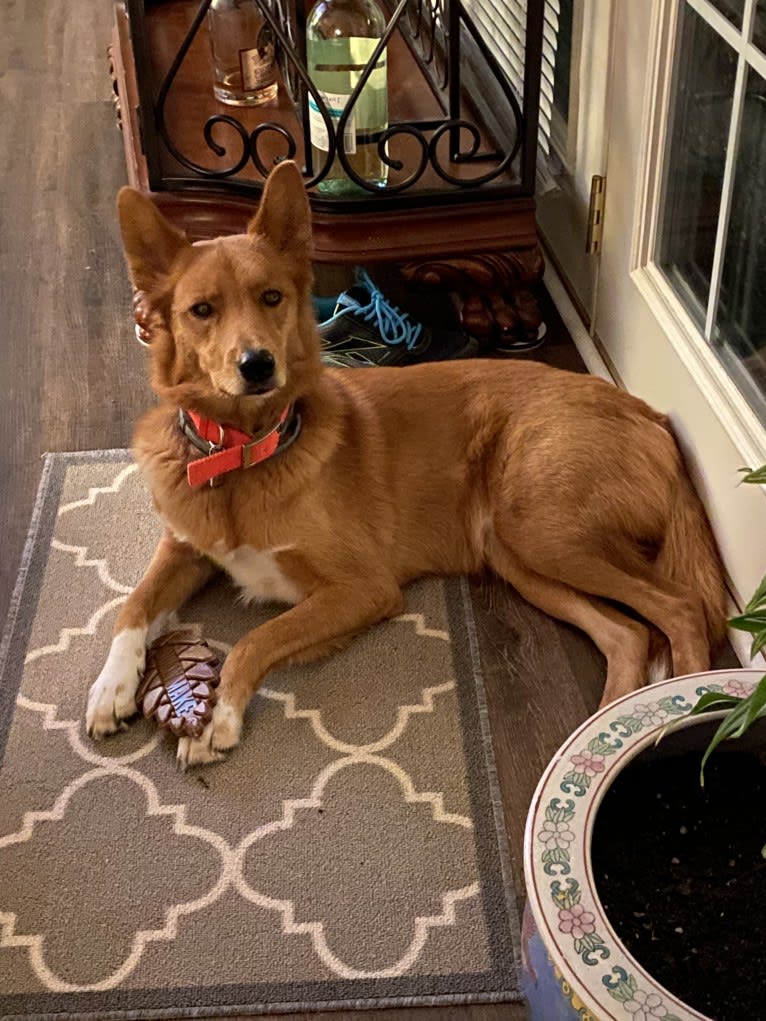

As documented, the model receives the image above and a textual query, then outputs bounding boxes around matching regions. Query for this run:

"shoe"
[492,322,548,354]
[315,269,478,367]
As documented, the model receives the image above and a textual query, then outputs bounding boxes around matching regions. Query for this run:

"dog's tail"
[655,469,729,656]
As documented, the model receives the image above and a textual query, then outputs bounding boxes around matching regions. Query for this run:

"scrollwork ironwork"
[145,0,528,198]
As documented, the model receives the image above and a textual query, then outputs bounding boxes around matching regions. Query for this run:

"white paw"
[86,628,146,739]
[176,700,242,769]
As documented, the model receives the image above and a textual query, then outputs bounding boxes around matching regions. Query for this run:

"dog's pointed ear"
[249,160,311,254]
[117,187,191,293]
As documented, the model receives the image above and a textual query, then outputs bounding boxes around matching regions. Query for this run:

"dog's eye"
[190,302,213,319]
[262,289,282,307]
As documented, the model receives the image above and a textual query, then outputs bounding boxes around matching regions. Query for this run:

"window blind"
[460,0,561,160]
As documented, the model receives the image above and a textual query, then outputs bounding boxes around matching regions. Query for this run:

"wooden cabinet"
[109,0,546,345]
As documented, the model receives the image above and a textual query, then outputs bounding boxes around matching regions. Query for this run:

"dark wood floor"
[0,4,738,1021]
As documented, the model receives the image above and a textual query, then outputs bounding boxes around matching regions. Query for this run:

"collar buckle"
[179,405,300,488]
[206,424,225,486]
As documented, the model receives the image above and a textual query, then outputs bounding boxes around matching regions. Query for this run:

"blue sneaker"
[315,269,478,367]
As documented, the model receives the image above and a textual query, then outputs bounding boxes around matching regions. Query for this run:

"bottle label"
[309,92,357,154]
[239,25,275,90]
[307,37,387,156]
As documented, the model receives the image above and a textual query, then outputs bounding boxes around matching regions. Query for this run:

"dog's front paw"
[176,700,242,769]
[86,629,146,739]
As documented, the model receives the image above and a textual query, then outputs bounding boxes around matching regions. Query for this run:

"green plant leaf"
[728,611,766,635]
[684,691,742,715]
[740,465,766,485]
[654,692,738,748]
[751,630,766,659]
[699,673,766,783]
[743,573,766,611]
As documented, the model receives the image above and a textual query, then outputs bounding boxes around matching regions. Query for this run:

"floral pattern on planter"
[551,879,609,965]
[524,670,762,1021]
[604,967,683,1021]
[560,697,692,796]
[561,741,615,796]
[539,798,576,875]
[559,697,690,797]
[608,694,692,740]
[697,678,753,699]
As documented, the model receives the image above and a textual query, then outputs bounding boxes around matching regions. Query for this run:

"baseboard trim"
[542,260,614,383]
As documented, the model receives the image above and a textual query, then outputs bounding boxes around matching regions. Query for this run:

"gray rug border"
[456,575,524,987]
[0,450,131,767]
[0,450,523,1021]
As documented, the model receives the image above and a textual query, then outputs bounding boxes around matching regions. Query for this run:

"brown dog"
[86,160,727,766]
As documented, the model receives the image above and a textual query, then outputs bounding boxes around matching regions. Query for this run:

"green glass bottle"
[306,0,389,194]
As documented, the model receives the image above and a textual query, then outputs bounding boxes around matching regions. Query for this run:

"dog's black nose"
[237,348,276,386]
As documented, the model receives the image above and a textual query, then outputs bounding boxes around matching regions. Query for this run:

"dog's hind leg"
[484,536,651,706]
[86,532,218,738]
[177,579,405,767]
[523,545,710,682]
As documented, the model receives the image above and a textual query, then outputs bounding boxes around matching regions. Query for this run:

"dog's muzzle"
[237,348,276,393]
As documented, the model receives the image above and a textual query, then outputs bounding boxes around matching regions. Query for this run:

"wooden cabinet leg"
[107,42,123,132]
[400,245,546,350]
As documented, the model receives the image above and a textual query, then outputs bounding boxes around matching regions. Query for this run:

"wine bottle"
[306,0,389,194]
[208,0,278,107]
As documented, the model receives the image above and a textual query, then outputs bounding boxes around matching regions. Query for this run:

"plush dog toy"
[136,630,220,738]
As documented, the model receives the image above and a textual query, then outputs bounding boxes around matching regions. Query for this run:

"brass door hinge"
[586,175,606,255]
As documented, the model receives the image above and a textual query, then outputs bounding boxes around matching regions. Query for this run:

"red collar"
[179,406,295,487]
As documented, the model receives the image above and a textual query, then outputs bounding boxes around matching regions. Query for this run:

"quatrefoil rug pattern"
[0,452,521,1020]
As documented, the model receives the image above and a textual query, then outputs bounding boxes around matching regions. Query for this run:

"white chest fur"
[216,544,302,605]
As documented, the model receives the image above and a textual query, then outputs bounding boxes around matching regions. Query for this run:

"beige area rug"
[0,452,521,1019]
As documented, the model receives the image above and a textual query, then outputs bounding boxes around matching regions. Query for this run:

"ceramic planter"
[522,668,763,1021]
